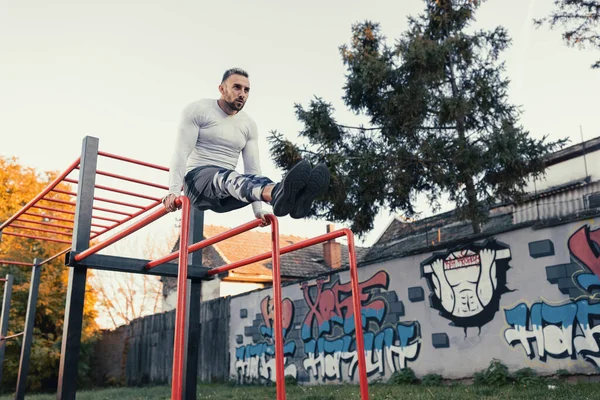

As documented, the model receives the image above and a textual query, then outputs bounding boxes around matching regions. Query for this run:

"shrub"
[473,359,511,387]
[421,373,443,386]
[391,368,418,385]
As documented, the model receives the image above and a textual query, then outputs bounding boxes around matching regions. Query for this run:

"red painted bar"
[0,260,34,267]
[91,169,169,190]
[16,218,74,231]
[265,215,286,400]
[91,214,123,223]
[207,230,346,276]
[171,196,190,400]
[23,212,75,225]
[88,202,162,241]
[343,228,369,400]
[51,188,147,210]
[64,178,162,202]
[1,332,24,340]
[1,231,72,244]
[41,197,134,217]
[32,205,75,215]
[98,151,170,172]
[9,224,73,238]
[73,204,168,262]
[206,227,369,399]
[0,157,80,230]
[145,219,264,269]
[37,248,70,267]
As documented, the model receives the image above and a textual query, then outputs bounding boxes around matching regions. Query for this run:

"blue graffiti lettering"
[504,300,600,366]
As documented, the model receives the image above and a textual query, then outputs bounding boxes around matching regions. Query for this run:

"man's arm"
[164,102,202,212]
[241,119,267,220]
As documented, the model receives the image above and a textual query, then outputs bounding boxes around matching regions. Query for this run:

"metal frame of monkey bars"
[0,136,370,400]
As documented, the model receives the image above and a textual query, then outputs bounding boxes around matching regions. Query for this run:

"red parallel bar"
[145,219,264,269]
[32,205,75,216]
[41,197,134,217]
[51,188,147,210]
[206,228,369,399]
[73,203,168,261]
[91,214,123,224]
[344,228,369,400]
[88,201,161,240]
[23,212,75,225]
[0,260,34,267]
[1,332,25,341]
[98,151,170,172]
[0,157,80,231]
[9,224,73,238]
[171,196,190,400]
[88,168,169,190]
[64,178,162,202]
[207,230,344,276]
[37,248,70,267]
[17,218,74,231]
[265,215,286,400]
[1,231,72,244]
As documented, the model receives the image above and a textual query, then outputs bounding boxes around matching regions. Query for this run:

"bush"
[421,373,443,386]
[391,368,418,385]
[513,367,546,386]
[473,359,511,387]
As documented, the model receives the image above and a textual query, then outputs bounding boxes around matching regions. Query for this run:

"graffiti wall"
[229,219,600,383]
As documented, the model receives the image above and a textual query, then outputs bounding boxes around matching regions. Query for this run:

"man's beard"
[226,98,244,111]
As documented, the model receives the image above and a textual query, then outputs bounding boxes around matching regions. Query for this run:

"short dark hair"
[221,68,249,84]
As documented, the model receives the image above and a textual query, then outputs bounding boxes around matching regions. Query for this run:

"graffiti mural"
[569,224,600,296]
[504,300,600,366]
[300,271,421,381]
[235,296,297,383]
[421,239,512,331]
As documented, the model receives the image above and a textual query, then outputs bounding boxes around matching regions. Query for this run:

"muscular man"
[163,68,329,222]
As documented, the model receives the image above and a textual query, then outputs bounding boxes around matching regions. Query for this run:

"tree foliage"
[269,0,566,236]
[0,156,99,392]
[535,0,600,68]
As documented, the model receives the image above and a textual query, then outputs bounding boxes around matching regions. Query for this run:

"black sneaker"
[271,160,311,216]
[290,163,330,219]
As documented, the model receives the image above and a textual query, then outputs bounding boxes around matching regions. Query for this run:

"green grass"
[1,382,598,399]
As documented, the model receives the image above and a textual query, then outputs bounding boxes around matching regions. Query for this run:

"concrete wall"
[229,217,600,384]
[525,150,600,192]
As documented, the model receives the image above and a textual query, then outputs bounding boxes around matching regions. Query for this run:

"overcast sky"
[1,0,599,249]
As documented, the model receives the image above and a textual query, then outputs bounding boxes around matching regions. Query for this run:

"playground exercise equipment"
[0,263,42,400]
[0,136,370,400]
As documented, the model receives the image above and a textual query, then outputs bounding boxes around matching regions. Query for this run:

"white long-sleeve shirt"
[168,99,264,214]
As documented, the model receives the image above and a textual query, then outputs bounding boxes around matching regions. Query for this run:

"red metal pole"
[92,169,169,190]
[88,202,162,240]
[36,248,71,267]
[0,231,72,244]
[98,151,170,171]
[64,178,162,202]
[0,157,80,230]
[343,228,369,400]
[31,205,75,215]
[16,218,74,231]
[51,188,147,210]
[265,215,286,400]
[171,196,190,400]
[145,219,264,269]
[73,205,168,261]
[0,260,34,267]
[207,230,347,276]
[23,212,75,225]
[8,224,73,238]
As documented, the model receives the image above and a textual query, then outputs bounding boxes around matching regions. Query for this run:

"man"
[163,68,329,223]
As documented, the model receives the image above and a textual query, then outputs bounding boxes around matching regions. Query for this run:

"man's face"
[219,74,250,112]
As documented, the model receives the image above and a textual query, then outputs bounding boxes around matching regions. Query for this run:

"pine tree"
[269,0,566,236]
[535,0,600,69]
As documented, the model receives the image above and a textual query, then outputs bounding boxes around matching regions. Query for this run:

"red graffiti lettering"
[569,225,600,277]
[260,296,294,332]
[301,271,389,330]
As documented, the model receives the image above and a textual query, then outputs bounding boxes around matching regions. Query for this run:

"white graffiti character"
[424,247,510,318]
